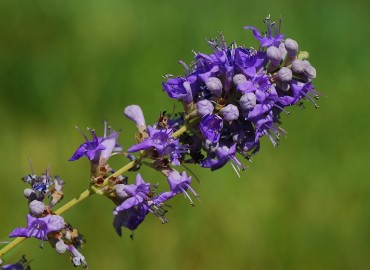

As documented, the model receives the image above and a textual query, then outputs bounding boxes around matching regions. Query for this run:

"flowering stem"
[0,120,193,260]
[54,188,95,215]
[0,237,26,259]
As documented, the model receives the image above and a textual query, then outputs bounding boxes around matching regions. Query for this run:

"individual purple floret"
[114,174,151,213]
[69,121,122,164]
[68,128,105,162]
[113,174,170,236]
[199,114,223,143]
[156,170,199,206]
[201,143,245,174]
[9,214,65,241]
[113,204,149,235]
[244,15,284,48]
[162,76,195,104]
[128,126,173,155]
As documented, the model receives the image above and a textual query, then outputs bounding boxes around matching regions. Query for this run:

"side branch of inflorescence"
[0,121,191,260]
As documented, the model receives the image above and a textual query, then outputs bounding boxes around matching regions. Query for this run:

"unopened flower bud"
[285,38,298,57]
[303,60,316,79]
[55,240,68,254]
[266,46,282,67]
[205,77,223,97]
[29,200,45,216]
[220,104,239,121]
[278,67,292,82]
[196,100,214,116]
[24,188,36,200]
[291,59,305,73]
[232,74,247,86]
[240,92,257,110]
[48,215,65,231]
[124,105,146,127]
[279,43,287,60]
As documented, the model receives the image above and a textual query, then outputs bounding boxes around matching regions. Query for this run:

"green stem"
[0,120,193,259]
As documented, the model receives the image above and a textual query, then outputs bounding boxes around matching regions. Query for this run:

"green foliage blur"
[1,0,369,269]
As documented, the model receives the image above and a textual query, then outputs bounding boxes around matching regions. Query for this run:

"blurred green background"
[0,0,369,269]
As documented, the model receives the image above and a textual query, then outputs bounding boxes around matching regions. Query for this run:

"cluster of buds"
[8,168,87,268]
[162,15,319,173]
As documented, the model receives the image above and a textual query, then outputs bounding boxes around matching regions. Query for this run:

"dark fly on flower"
[157,111,169,129]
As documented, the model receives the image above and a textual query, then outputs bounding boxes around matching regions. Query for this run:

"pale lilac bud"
[196,100,214,116]
[285,38,298,57]
[240,92,257,110]
[205,77,223,97]
[124,105,146,127]
[303,60,316,79]
[266,46,282,66]
[24,188,36,200]
[291,59,305,73]
[220,104,239,121]
[232,74,247,86]
[48,215,65,231]
[115,184,129,200]
[278,67,292,82]
[29,200,45,216]
[279,43,287,60]
[55,240,68,254]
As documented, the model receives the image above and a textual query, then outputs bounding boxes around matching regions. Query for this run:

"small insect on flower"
[157,111,169,129]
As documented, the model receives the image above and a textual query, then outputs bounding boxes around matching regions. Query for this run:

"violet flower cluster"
[163,16,318,173]
[1,16,319,269]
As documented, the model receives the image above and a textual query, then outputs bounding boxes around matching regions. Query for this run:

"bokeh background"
[0,0,369,269]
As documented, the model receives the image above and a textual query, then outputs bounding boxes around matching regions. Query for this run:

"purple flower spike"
[199,114,223,143]
[9,214,65,240]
